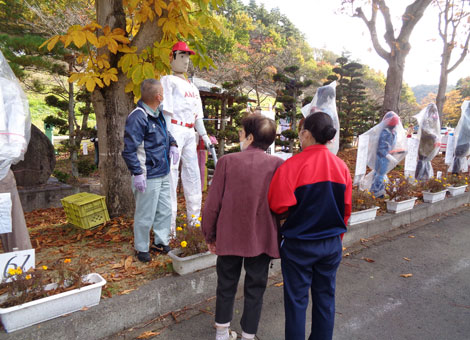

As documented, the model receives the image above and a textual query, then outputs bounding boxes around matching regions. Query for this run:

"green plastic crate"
[61,192,110,229]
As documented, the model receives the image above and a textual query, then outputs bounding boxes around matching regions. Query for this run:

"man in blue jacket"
[122,79,179,262]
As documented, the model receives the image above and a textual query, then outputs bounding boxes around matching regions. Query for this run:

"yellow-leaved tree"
[40,0,223,216]
[442,90,470,127]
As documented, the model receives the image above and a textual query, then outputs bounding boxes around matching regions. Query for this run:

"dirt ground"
[16,148,461,298]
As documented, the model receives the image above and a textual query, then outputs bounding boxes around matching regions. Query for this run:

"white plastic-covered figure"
[414,103,441,180]
[160,42,212,230]
[301,81,340,154]
[450,100,470,174]
[0,50,32,252]
[359,111,407,197]
[0,52,31,180]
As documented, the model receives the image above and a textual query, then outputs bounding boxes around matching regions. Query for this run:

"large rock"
[12,124,56,186]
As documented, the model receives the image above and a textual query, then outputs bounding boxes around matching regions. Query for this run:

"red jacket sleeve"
[201,156,227,244]
[268,162,297,214]
[343,167,353,229]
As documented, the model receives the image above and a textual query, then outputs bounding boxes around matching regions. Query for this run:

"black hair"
[241,115,277,151]
[172,50,190,59]
[303,111,336,145]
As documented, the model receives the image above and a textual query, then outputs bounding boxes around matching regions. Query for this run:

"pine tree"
[273,65,313,152]
[326,56,378,148]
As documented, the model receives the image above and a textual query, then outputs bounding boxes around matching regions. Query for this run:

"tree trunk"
[68,66,79,177]
[92,77,134,217]
[354,0,432,116]
[92,0,135,217]
[382,54,405,115]
[436,48,450,122]
[218,96,227,158]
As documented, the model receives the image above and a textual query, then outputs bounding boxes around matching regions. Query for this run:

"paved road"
[110,206,470,340]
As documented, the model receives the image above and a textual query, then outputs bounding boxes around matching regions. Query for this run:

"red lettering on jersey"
[184,92,197,98]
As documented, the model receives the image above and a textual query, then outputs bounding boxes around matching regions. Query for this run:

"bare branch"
[354,6,390,60]
[448,30,470,73]
[397,0,433,43]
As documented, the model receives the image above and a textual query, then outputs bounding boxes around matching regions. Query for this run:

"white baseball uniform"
[161,75,204,230]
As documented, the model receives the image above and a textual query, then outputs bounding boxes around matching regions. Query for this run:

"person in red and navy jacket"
[268,111,352,340]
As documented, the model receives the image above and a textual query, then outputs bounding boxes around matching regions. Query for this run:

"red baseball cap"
[172,41,195,55]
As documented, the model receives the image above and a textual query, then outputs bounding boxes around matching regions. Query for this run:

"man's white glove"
[202,134,212,149]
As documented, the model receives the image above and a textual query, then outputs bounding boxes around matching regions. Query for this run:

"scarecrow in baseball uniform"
[161,42,212,230]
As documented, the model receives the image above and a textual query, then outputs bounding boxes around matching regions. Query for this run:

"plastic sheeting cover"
[414,103,441,180]
[358,111,407,196]
[450,100,470,173]
[301,81,340,154]
[0,51,31,181]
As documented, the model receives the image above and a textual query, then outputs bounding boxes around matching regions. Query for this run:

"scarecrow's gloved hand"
[202,134,212,150]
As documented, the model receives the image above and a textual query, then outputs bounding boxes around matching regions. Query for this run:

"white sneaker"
[216,330,237,340]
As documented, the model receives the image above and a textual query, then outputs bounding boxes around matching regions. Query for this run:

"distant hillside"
[412,84,455,104]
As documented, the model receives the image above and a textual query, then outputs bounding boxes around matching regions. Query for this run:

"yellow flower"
[42,265,48,270]
[195,224,200,228]
[183,223,187,227]
[191,214,195,218]
[183,215,187,218]
[198,217,202,221]
[64,258,71,264]
[181,241,187,248]
[7,268,16,276]
[16,268,23,275]
[25,274,32,280]
[176,227,183,231]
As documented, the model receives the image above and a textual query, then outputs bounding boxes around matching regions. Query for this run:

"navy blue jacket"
[269,145,352,241]
[122,101,176,179]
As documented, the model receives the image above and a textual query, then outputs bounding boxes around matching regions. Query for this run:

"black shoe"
[136,251,151,263]
[151,243,171,254]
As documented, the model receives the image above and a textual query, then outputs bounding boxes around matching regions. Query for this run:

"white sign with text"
[404,137,419,173]
[445,135,455,165]
[0,248,35,282]
[354,134,369,184]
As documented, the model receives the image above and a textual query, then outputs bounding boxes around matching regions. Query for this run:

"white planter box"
[0,273,106,333]
[168,249,217,275]
[349,206,379,225]
[386,197,417,213]
[422,190,447,203]
[447,185,467,197]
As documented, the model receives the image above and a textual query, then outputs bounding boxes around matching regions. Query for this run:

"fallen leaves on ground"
[22,209,175,298]
[362,257,375,263]
[274,282,284,287]
[403,257,411,261]
[400,273,413,278]
[137,331,160,339]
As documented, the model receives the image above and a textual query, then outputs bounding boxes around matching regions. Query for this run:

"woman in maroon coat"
[202,114,284,340]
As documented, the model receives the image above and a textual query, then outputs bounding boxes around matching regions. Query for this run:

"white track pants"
[169,124,202,231]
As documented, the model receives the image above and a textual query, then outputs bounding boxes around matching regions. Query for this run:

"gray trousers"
[0,170,32,252]
[132,174,171,252]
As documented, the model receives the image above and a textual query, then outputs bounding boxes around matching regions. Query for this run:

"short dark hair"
[303,111,336,145]
[241,115,276,151]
